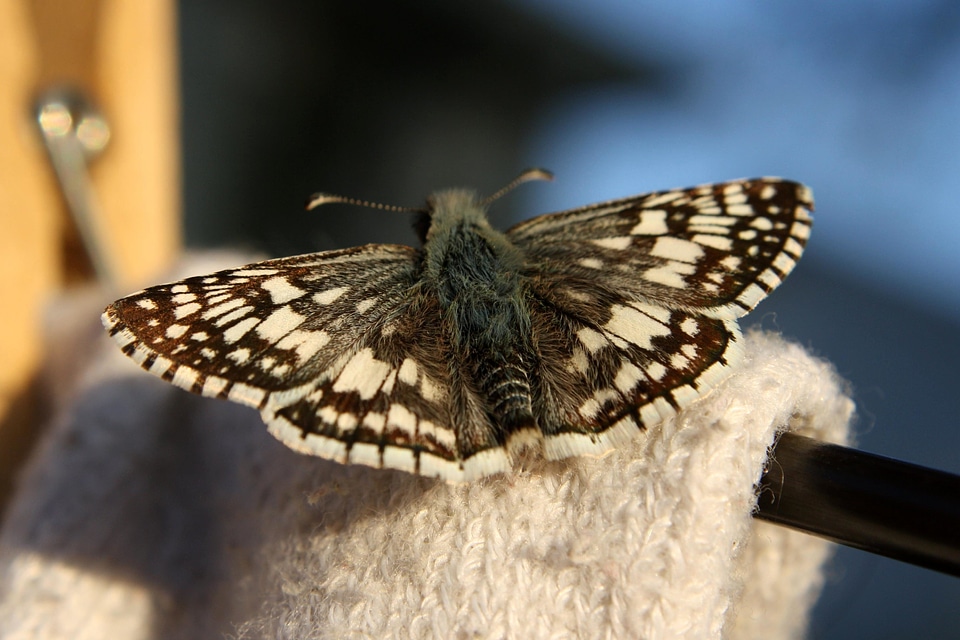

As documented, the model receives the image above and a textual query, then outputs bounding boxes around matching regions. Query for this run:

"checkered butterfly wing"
[104,245,474,475]
[506,178,813,459]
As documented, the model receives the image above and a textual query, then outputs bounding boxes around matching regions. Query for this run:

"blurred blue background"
[180,1,960,636]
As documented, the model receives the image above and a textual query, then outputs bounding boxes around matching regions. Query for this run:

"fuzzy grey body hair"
[421,190,537,451]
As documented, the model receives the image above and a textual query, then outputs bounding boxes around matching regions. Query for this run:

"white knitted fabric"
[0,274,853,640]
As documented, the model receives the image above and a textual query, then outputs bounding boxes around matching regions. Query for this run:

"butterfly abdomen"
[423,191,539,448]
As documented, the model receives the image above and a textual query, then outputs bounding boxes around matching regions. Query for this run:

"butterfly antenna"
[481,168,554,206]
[306,193,425,213]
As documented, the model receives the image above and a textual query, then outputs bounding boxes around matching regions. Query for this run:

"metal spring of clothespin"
[34,87,116,290]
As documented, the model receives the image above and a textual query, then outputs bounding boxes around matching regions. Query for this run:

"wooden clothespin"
[0,0,180,510]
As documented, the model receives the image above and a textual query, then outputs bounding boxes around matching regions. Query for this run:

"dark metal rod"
[755,432,960,577]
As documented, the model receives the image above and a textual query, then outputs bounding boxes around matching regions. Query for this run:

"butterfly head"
[415,190,491,247]
[414,169,554,246]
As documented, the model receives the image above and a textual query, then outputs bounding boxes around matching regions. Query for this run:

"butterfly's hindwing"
[526,288,742,460]
[262,291,509,481]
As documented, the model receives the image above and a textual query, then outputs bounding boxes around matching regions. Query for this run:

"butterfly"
[103,170,812,482]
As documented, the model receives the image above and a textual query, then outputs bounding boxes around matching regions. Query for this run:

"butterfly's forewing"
[509,178,813,457]
[105,245,419,396]
[509,178,813,318]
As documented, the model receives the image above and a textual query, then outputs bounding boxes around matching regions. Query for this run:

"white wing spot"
[337,412,359,432]
[175,302,202,319]
[690,215,736,226]
[227,348,251,364]
[724,193,748,206]
[784,238,804,256]
[202,298,245,319]
[166,324,188,339]
[614,361,644,394]
[720,256,742,270]
[214,306,254,328]
[172,293,196,304]
[356,298,378,314]
[276,329,330,363]
[371,370,394,397]
[191,331,209,341]
[631,302,671,324]
[398,358,418,385]
[256,306,305,342]
[651,236,704,263]
[726,204,755,216]
[228,383,265,407]
[604,305,671,349]
[362,412,387,434]
[578,398,601,420]
[680,317,699,335]
[646,362,667,381]
[643,260,696,289]
[563,288,592,303]
[568,348,590,374]
[223,316,260,344]
[202,376,228,396]
[171,366,198,390]
[773,253,796,274]
[590,236,632,251]
[387,404,417,436]
[262,277,307,304]
[579,258,604,269]
[171,285,189,294]
[760,185,776,199]
[630,210,668,235]
[420,376,442,402]
[750,217,774,231]
[314,287,348,305]
[689,224,733,235]
[333,348,391,400]
[692,234,733,251]
[421,419,456,449]
[671,353,690,370]
[149,356,172,376]
[723,183,743,195]
[576,327,607,353]
[643,191,682,207]
[594,388,618,405]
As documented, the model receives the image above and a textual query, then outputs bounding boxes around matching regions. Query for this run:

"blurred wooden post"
[0,0,180,508]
